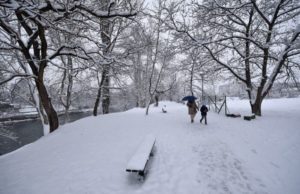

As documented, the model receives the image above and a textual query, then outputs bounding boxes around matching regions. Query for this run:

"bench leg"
[138,171,145,181]
[138,171,144,177]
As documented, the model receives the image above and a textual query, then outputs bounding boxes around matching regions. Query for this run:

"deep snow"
[0,98,300,194]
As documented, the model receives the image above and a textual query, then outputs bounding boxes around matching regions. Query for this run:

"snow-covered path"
[137,105,267,194]
[1,99,300,194]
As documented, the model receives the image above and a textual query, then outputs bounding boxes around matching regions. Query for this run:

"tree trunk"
[65,56,73,122]
[190,58,195,96]
[93,73,105,116]
[154,95,159,107]
[101,66,110,114]
[28,80,48,135]
[36,25,59,133]
[100,6,111,114]
[93,88,101,116]
[60,55,73,122]
[145,97,152,115]
[134,51,143,107]
[35,79,59,132]
[251,96,262,116]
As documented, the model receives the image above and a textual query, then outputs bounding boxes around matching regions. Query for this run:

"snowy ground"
[1,98,300,194]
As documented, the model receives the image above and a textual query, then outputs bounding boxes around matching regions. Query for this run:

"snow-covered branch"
[0,73,35,85]
[202,44,247,84]
[262,28,300,96]
[250,0,271,26]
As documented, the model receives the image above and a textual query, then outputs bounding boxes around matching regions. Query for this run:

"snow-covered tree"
[165,0,300,115]
[143,0,177,115]
[0,0,138,132]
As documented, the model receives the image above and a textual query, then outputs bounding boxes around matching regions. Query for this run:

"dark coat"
[200,105,208,116]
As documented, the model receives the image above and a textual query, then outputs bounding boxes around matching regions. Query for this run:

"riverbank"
[0,111,92,156]
[0,109,92,123]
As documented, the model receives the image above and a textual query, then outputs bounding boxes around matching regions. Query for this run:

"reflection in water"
[0,112,91,156]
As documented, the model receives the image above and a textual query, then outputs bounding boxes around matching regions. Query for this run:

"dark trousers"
[200,114,207,124]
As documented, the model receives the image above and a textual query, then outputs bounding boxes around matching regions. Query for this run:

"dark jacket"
[200,105,208,116]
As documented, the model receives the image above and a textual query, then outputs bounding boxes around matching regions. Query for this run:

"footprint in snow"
[194,142,268,194]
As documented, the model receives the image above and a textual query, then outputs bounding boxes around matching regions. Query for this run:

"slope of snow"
[1,98,300,194]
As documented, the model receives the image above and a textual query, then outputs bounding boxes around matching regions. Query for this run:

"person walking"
[187,100,198,123]
[200,104,208,125]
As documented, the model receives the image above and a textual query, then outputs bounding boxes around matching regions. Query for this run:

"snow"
[18,106,37,114]
[296,24,300,34]
[1,98,300,194]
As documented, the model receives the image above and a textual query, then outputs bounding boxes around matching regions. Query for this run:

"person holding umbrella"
[187,100,198,123]
[182,96,199,123]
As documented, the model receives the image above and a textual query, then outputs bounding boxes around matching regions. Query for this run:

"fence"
[199,95,228,115]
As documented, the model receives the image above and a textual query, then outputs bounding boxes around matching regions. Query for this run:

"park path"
[137,104,268,194]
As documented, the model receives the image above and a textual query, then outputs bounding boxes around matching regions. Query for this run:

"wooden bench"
[126,134,156,179]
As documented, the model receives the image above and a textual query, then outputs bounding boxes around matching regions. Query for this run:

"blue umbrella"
[182,95,197,101]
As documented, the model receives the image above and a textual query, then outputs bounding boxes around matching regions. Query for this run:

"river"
[0,111,91,156]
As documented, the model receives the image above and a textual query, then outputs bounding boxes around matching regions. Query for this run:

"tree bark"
[100,0,112,114]
[102,66,110,114]
[190,58,195,96]
[93,88,101,116]
[251,97,262,116]
[93,72,105,116]
[134,51,143,107]
[65,56,73,121]
[35,78,59,132]
[60,55,73,122]
[154,95,159,107]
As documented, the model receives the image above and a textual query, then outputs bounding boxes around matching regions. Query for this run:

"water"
[0,111,91,156]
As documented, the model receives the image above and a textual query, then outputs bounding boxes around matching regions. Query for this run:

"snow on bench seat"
[126,134,156,176]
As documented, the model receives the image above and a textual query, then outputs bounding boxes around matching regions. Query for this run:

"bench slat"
[126,134,156,171]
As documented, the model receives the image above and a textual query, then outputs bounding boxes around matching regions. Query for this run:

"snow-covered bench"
[126,134,156,179]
